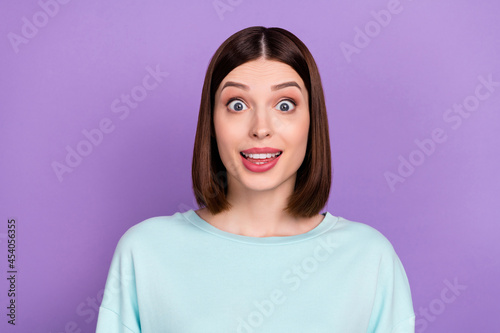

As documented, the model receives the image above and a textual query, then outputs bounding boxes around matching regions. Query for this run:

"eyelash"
[226,97,297,112]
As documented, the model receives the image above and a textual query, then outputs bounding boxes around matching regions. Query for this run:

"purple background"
[1,0,499,332]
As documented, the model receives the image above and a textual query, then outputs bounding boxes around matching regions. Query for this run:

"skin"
[195,57,325,237]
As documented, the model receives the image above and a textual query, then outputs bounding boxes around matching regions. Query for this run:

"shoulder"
[112,211,189,252]
[329,214,398,257]
[328,215,411,285]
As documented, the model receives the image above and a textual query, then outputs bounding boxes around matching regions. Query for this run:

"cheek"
[281,115,310,153]
[214,113,245,162]
[215,120,242,147]
[293,126,309,155]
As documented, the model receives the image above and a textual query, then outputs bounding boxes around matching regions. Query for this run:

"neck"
[212,173,313,237]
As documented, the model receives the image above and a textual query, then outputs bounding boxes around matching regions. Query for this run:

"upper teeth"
[242,152,281,159]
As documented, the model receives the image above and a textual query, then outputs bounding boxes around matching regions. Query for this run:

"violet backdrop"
[1,0,499,332]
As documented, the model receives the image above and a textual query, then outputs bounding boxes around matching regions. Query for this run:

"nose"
[250,106,273,138]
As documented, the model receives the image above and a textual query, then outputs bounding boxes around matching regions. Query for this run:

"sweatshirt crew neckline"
[182,209,338,245]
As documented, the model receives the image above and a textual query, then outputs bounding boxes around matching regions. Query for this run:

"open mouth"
[240,151,283,165]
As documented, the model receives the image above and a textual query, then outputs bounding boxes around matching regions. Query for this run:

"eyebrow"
[221,81,302,92]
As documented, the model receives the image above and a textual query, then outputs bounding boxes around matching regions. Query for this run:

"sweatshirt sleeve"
[96,230,141,333]
[366,242,416,333]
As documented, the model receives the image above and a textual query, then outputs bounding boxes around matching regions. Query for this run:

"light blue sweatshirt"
[96,209,415,332]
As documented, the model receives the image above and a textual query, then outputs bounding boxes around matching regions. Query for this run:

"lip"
[241,153,282,173]
[240,147,282,154]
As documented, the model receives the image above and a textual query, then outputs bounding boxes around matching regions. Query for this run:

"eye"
[227,99,248,112]
[275,99,296,112]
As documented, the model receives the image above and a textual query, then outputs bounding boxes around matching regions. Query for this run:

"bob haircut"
[192,26,331,218]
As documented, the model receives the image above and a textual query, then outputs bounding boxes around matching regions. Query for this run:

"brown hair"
[191,26,331,218]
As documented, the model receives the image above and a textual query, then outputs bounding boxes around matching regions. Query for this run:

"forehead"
[220,59,304,86]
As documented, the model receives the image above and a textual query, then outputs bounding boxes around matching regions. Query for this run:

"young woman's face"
[213,58,310,193]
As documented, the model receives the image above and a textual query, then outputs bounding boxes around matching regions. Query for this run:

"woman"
[96,26,415,332]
